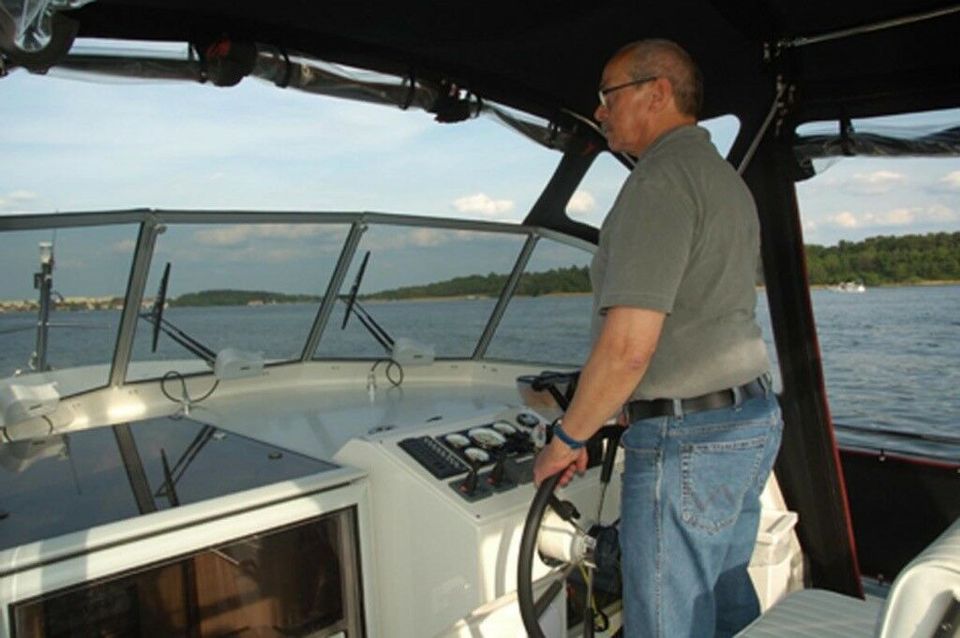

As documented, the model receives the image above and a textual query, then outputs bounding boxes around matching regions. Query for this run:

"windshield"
[316,223,529,360]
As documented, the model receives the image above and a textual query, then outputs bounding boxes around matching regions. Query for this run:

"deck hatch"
[0,415,336,551]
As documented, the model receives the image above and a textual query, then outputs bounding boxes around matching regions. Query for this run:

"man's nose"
[594,103,608,122]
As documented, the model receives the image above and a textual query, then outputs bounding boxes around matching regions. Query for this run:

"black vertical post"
[741,133,863,597]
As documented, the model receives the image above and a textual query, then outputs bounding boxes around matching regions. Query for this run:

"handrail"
[0,208,537,235]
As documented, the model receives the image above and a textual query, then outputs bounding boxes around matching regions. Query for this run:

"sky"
[1,47,958,299]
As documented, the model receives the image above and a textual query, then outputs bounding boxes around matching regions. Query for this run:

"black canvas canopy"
[4,1,960,136]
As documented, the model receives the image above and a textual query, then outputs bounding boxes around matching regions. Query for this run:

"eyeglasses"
[597,75,658,107]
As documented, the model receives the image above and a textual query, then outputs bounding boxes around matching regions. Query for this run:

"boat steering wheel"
[517,426,623,638]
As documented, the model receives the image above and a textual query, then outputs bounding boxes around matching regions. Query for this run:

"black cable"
[160,370,184,404]
[160,370,220,410]
[370,359,404,387]
[193,377,220,402]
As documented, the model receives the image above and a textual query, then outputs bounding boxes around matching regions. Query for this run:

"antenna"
[32,240,56,371]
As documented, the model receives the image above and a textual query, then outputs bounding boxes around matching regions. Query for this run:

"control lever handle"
[489,452,508,486]
[460,460,480,495]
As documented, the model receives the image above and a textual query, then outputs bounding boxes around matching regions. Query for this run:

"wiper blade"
[140,262,216,365]
[150,262,171,352]
[339,251,395,353]
[141,314,217,364]
[338,295,394,351]
[341,250,370,330]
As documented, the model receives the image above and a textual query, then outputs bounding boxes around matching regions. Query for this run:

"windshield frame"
[0,208,594,397]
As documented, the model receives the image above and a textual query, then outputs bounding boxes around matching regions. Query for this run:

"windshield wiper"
[140,262,216,365]
[339,251,394,352]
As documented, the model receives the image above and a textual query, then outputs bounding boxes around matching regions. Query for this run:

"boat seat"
[876,514,960,637]
[739,515,960,638]
[735,588,883,637]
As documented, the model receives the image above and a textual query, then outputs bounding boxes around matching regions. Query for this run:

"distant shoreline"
[2,280,959,312]
[806,279,960,290]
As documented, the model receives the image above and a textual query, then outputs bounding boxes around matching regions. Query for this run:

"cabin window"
[765,107,960,457]
[563,152,628,227]
[564,114,741,227]
[124,222,351,381]
[11,508,364,638]
[0,225,138,393]
[314,222,527,360]
[485,237,594,365]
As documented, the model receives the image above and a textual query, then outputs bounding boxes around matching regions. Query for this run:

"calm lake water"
[2,285,958,459]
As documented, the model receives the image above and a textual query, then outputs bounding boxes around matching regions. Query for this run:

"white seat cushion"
[877,516,960,638]
[736,588,883,638]
[741,516,960,638]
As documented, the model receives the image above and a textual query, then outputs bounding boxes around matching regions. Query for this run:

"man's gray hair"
[617,39,703,118]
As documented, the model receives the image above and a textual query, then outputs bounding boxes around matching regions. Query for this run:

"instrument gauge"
[463,447,490,464]
[516,412,539,428]
[468,427,506,448]
[445,433,470,448]
[492,421,518,435]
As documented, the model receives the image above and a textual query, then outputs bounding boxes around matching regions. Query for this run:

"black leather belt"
[624,376,768,421]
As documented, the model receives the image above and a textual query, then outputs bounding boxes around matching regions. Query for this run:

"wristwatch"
[552,420,587,449]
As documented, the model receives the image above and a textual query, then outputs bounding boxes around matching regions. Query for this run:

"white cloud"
[452,193,514,217]
[364,227,450,251]
[0,190,39,211]
[821,205,958,229]
[829,211,861,228]
[7,190,37,202]
[935,170,960,191]
[566,190,596,213]
[926,204,958,222]
[840,170,905,195]
[408,228,447,247]
[112,238,137,253]
[194,226,253,246]
[192,223,337,246]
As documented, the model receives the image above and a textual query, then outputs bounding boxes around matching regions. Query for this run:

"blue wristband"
[552,421,587,449]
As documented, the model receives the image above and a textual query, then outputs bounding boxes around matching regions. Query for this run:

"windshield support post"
[472,232,539,360]
[301,221,367,361]
[109,216,164,387]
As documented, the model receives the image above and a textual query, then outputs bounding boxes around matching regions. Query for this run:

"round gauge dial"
[468,427,506,448]
[463,447,490,464]
[516,412,539,427]
[445,433,470,448]
[492,421,517,435]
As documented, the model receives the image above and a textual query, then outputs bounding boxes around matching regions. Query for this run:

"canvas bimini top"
[3,1,960,145]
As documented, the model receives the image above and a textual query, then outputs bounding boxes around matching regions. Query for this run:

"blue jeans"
[618,386,783,638]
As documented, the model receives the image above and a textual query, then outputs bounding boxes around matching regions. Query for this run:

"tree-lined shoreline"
[1,232,956,311]
[366,232,959,300]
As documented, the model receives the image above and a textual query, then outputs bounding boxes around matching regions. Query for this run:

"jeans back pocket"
[680,435,767,534]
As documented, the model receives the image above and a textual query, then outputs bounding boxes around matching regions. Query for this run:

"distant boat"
[834,281,866,293]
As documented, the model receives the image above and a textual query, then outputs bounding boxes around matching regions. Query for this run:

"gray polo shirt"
[590,125,769,400]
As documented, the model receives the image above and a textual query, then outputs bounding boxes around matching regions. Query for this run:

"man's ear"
[648,77,672,113]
